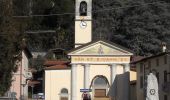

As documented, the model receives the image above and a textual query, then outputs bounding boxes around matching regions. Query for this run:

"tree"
[30,55,45,71]
[24,0,75,51]
[93,0,170,55]
[0,0,23,95]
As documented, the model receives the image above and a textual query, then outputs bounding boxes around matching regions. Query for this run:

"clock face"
[80,21,87,29]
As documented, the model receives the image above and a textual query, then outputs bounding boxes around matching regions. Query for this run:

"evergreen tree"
[12,0,170,55]
[0,0,23,95]
[93,0,170,55]
[25,0,75,51]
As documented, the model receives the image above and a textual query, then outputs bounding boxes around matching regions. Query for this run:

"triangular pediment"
[68,40,133,56]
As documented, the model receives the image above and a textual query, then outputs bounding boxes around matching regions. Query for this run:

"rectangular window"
[164,71,167,82]
[140,63,143,73]
[156,59,159,66]
[156,72,159,84]
[164,95,167,100]
[164,56,167,64]
[140,76,143,88]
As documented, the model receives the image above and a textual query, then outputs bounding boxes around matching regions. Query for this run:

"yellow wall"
[130,71,136,81]
[45,70,71,100]
[45,63,132,100]
[75,21,92,47]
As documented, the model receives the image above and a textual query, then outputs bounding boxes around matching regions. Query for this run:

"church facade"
[45,0,133,100]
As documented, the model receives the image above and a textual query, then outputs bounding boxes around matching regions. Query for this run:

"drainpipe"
[168,53,170,81]
[20,51,23,100]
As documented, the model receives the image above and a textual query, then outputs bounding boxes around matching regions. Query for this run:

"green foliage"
[12,0,170,56]
[0,0,23,95]
[1,0,169,94]
[24,0,75,51]
[93,0,170,55]
[30,55,45,71]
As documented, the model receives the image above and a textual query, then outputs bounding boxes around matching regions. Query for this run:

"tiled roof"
[130,56,145,63]
[44,60,70,70]
[28,80,40,86]
[44,60,70,66]
[132,52,170,64]
[130,56,145,71]
[45,65,70,70]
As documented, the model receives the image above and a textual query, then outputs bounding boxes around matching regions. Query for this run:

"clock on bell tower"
[75,0,92,48]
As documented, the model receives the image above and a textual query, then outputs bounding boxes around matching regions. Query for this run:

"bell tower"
[75,0,92,47]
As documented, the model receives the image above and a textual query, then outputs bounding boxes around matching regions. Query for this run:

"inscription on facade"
[72,56,129,63]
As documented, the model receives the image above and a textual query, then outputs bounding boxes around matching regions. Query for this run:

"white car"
[37,93,45,99]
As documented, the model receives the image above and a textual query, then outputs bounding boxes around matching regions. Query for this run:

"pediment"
[68,40,133,56]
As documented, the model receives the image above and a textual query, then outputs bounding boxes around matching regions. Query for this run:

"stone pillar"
[124,63,130,72]
[123,63,130,100]
[110,64,117,83]
[71,64,77,100]
[110,64,117,98]
[84,64,90,89]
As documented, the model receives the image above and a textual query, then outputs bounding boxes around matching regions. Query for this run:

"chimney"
[162,42,167,52]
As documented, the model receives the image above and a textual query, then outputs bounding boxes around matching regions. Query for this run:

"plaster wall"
[10,51,29,100]
[45,70,71,100]
[75,21,92,47]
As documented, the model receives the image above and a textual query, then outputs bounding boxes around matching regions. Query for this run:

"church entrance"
[92,76,110,100]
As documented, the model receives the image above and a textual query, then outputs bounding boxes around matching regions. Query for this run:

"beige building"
[45,0,134,100]
[135,52,170,100]
[45,40,133,100]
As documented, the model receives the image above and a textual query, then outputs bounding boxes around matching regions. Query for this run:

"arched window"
[93,76,109,97]
[94,77,108,87]
[60,88,68,100]
[79,1,87,16]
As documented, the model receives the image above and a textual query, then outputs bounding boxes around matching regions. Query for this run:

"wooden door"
[61,97,68,100]
[94,89,106,97]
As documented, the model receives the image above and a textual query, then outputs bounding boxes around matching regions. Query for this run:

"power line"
[13,1,168,18]
[13,12,75,18]
[25,30,56,34]
[0,1,168,35]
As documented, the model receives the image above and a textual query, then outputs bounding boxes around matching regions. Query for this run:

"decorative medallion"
[150,89,156,95]
[98,45,104,54]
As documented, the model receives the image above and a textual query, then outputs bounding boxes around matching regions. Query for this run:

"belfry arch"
[79,1,87,16]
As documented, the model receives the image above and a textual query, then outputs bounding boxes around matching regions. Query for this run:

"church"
[45,0,133,100]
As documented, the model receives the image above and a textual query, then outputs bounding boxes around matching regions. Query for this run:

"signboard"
[80,89,92,92]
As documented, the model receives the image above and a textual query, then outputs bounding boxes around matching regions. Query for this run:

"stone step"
[94,97,111,100]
